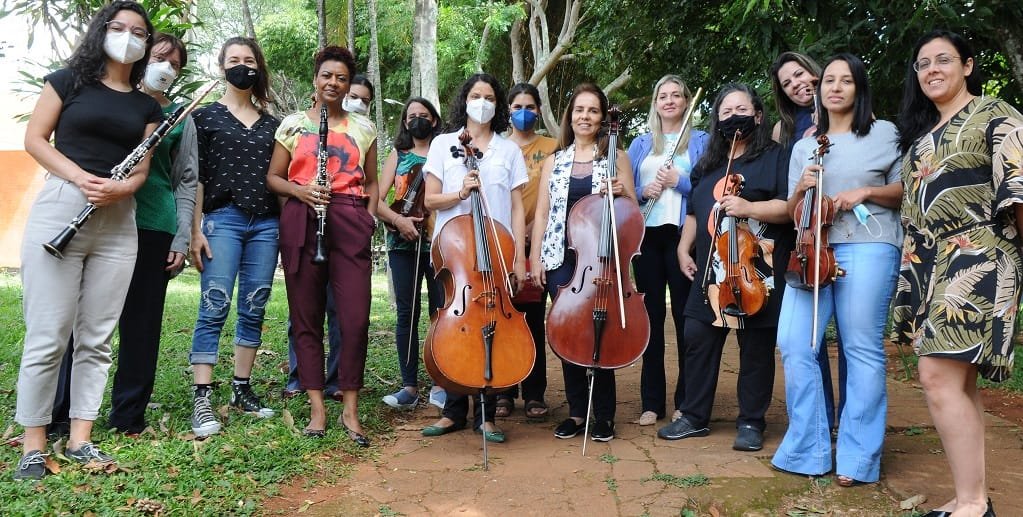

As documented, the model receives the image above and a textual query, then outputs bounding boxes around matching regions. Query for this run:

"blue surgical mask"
[510,109,538,131]
[851,203,882,238]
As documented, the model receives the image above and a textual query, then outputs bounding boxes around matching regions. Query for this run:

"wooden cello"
[546,108,649,451]
[422,130,535,468]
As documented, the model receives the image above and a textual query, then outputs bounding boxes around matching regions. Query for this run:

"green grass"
[0,268,415,515]
[642,472,711,489]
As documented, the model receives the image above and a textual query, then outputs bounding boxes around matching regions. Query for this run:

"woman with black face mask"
[376,97,447,411]
[186,36,280,438]
[656,83,793,453]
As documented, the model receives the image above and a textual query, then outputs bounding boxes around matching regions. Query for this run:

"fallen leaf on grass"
[44,456,61,474]
[297,499,320,513]
[257,349,278,356]
[191,489,202,505]
[140,426,159,438]
[218,405,230,420]
[6,432,24,447]
[159,412,171,434]
[1,424,13,441]
[81,460,119,474]
[900,494,927,510]
[282,409,299,433]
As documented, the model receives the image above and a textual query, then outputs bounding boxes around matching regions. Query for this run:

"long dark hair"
[217,36,272,113]
[557,82,611,158]
[446,73,509,134]
[897,30,983,154]
[817,53,874,137]
[350,74,374,100]
[695,83,775,174]
[67,1,154,94]
[769,51,820,146]
[393,97,442,151]
[507,82,542,107]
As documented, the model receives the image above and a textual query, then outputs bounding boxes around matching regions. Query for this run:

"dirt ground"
[264,333,1023,517]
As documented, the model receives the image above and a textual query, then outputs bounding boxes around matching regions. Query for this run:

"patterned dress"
[892,96,1023,382]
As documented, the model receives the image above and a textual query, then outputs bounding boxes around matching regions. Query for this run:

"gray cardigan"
[169,116,198,255]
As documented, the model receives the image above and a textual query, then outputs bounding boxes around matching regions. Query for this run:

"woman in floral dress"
[894,29,1023,517]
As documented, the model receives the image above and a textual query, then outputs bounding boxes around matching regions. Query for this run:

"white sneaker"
[428,388,446,409]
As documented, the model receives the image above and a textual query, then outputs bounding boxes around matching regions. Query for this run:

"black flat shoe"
[340,416,370,448]
[302,428,326,438]
[921,511,950,517]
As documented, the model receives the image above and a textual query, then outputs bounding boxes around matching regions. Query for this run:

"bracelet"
[458,190,468,201]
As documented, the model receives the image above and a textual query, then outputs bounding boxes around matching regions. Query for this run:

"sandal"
[495,397,514,418]
[524,400,548,419]
[836,475,862,487]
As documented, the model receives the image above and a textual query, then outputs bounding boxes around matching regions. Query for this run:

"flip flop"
[495,397,514,418]
[524,400,548,419]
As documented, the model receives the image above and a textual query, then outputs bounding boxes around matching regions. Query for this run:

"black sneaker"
[12,450,47,481]
[554,418,583,439]
[733,424,763,451]
[65,442,115,465]
[192,386,222,437]
[230,383,275,418]
[657,415,710,440]
[590,420,615,442]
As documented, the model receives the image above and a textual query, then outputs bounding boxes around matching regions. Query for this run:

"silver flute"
[44,81,218,259]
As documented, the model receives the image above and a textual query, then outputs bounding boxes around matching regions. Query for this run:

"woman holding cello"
[658,83,792,452]
[420,73,529,443]
[530,83,639,443]
[772,53,902,486]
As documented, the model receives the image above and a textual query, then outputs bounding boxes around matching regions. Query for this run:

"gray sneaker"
[12,450,47,481]
[65,442,114,465]
[192,387,222,437]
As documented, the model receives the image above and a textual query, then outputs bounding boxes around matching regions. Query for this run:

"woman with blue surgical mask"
[492,83,558,420]
[773,53,903,488]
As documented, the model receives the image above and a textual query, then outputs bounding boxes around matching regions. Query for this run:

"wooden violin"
[546,108,649,370]
[707,130,768,318]
[785,134,844,290]
[383,162,427,233]
[423,131,535,396]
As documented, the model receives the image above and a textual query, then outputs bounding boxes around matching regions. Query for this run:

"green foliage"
[604,476,618,491]
[256,7,318,109]
[0,269,411,515]
[598,453,618,464]
[643,472,711,488]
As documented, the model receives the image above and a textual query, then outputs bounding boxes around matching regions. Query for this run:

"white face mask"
[104,31,147,64]
[466,98,496,124]
[342,96,368,115]
[142,61,177,92]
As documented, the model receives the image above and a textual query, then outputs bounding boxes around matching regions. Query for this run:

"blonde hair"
[648,75,693,156]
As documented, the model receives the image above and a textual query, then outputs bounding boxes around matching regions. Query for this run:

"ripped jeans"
[189,204,279,365]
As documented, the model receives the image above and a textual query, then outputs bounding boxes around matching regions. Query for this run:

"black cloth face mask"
[225,64,259,90]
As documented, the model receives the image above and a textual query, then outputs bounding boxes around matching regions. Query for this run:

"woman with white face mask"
[15,0,163,480]
[342,74,374,116]
[420,73,529,443]
[47,33,200,439]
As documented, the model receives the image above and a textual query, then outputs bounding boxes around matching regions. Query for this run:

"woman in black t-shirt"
[657,83,793,452]
[15,1,162,480]
[186,37,281,438]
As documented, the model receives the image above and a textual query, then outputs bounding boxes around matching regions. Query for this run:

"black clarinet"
[44,81,218,259]
[312,104,329,264]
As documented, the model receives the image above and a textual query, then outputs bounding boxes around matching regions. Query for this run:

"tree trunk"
[347,0,356,54]
[418,0,440,112]
[525,0,582,138]
[367,0,384,160]
[240,0,256,39]
[411,0,423,97]
[474,21,492,74]
[997,28,1023,96]
[510,17,525,85]
[317,0,327,48]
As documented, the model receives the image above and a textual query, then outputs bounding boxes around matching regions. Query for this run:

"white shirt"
[639,133,690,227]
[424,130,528,237]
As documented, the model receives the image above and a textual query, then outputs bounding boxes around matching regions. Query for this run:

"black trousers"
[108,230,174,432]
[679,318,776,431]
[52,230,173,433]
[442,392,497,430]
[634,224,690,418]
[503,299,547,402]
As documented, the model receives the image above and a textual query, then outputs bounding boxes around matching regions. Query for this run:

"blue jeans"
[772,242,898,482]
[190,204,279,365]
[285,288,342,393]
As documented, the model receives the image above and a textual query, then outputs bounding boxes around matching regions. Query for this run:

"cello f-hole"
[569,265,594,294]
[453,284,471,316]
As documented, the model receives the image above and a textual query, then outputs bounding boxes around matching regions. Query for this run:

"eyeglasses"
[913,54,960,73]
[105,20,150,40]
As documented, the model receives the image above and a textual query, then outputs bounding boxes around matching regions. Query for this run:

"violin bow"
[405,235,422,368]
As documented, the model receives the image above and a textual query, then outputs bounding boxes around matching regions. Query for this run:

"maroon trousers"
[280,196,374,391]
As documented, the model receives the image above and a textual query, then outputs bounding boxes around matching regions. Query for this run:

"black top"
[192,102,280,215]
[684,144,794,328]
[45,68,163,178]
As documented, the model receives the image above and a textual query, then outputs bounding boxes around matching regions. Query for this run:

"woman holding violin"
[420,73,529,443]
[530,83,638,443]
[627,74,708,426]
[772,54,902,486]
[658,83,792,452]
[377,97,446,410]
